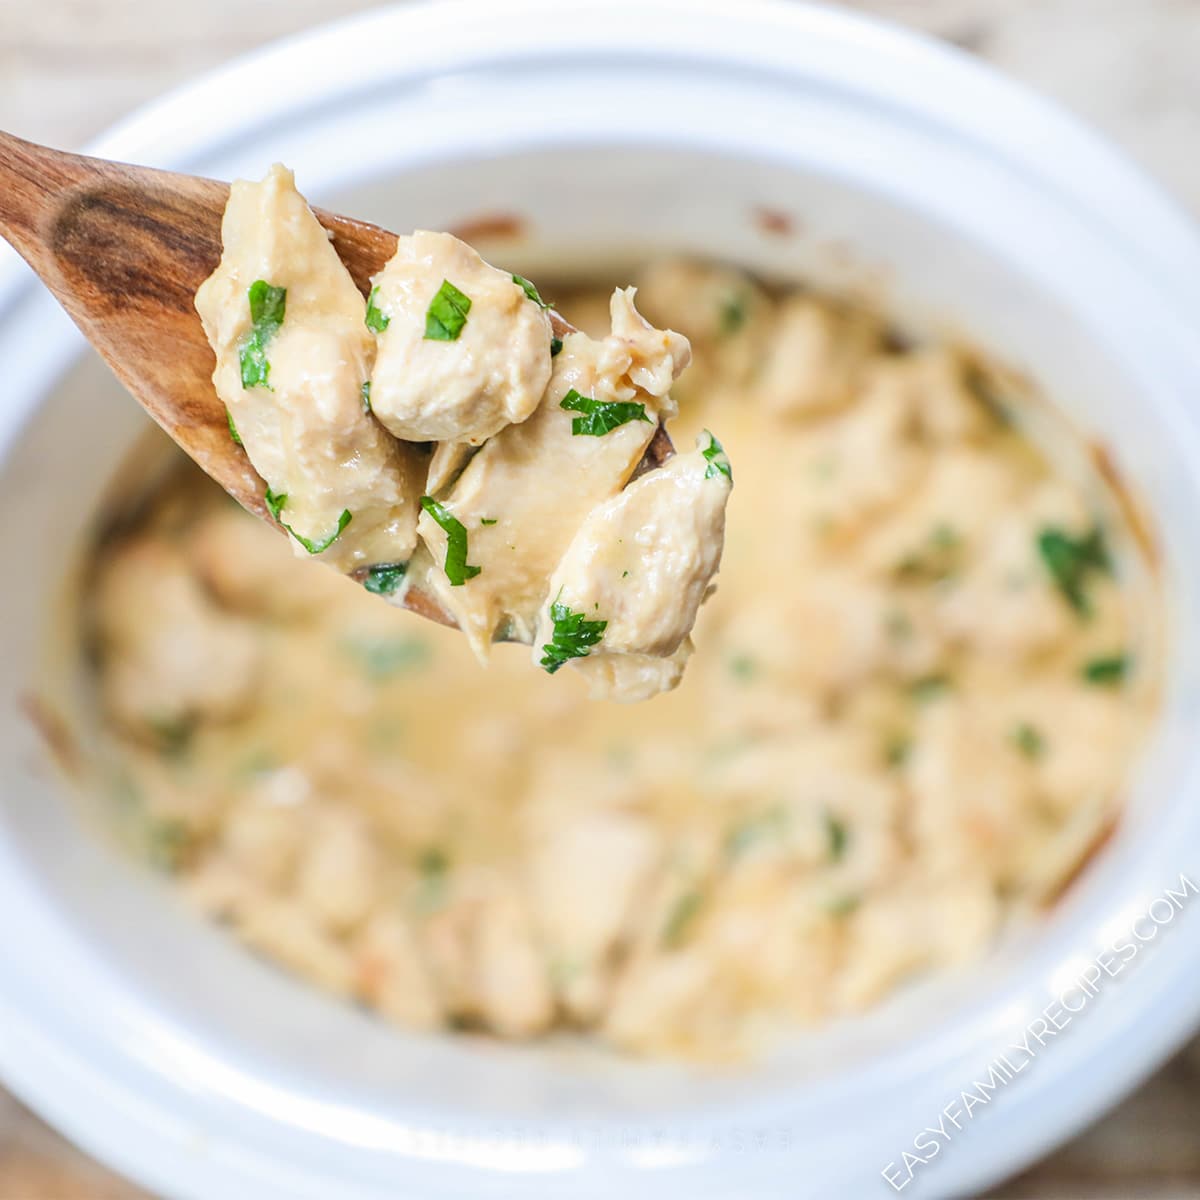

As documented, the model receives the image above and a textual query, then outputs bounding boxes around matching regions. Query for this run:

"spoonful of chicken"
[0,132,730,703]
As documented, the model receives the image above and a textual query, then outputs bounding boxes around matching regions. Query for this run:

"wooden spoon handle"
[0,131,268,517]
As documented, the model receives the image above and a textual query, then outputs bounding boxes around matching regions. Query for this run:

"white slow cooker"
[2,2,1200,1196]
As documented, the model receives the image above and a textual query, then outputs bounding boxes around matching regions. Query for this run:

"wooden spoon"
[0,130,673,632]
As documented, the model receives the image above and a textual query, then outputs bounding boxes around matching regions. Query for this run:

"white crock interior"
[1,4,1200,1198]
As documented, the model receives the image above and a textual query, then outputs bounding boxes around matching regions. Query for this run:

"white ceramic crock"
[3,2,1200,1197]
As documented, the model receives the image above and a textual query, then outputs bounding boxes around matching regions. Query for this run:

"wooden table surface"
[2,1,1199,1195]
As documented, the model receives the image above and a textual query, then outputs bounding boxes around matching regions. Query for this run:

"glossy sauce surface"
[87,261,1160,1059]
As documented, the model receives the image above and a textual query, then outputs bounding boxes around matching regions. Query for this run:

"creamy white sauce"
[92,262,1161,1060]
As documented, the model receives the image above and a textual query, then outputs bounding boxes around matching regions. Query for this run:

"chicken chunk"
[755,295,879,418]
[93,538,261,741]
[419,870,554,1037]
[195,164,425,572]
[366,231,553,444]
[414,290,689,654]
[533,434,731,701]
[526,808,662,1021]
[352,909,442,1030]
[187,502,347,619]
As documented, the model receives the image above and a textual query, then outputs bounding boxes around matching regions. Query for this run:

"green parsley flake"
[226,409,242,445]
[419,846,449,877]
[288,510,352,555]
[701,430,733,481]
[480,517,498,526]
[342,635,430,680]
[363,562,407,596]
[1083,654,1129,686]
[661,889,703,948]
[1012,722,1046,759]
[824,811,849,862]
[512,273,550,309]
[718,292,747,336]
[826,894,861,919]
[909,674,951,702]
[885,735,912,767]
[264,486,352,555]
[420,495,481,586]
[265,485,287,524]
[361,380,372,413]
[724,806,788,860]
[894,525,962,583]
[550,337,563,357]
[728,653,757,681]
[147,819,190,872]
[559,388,650,436]
[365,286,390,332]
[239,280,286,389]
[414,846,450,914]
[424,279,472,341]
[1037,526,1110,616]
[148,717,193,759]
[539,598,607,673]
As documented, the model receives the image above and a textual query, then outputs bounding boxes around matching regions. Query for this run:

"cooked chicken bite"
[195,164,424,571]
[414,292,689,655]
[366,231,553,444]
[93,537,261,741]
[533,433,731,701]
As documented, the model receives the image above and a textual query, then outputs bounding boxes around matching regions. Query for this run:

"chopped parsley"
[342,635,430,680]
[147,819,190,872]
[718,292,747,336]
[661,889,703,948]
[824,811,849,862]
[265,485,287,524]
[909,673,951,702]
[539,597,607,673]
[147,716,193,758]
[360,380,372,413]
[559,388,650,436]
[894,525,962,583]
[885,735,912,767]
[419,846,449,877]
[420,495,481,585]
[289,510,352,555]
[234,750,277,781]
[930,523,959,550]
[701,430,733,481]
[512,273,549,308]
[264,486,352,555]
[728,653,757,681]
[226,409,242,445]
[239,280,286,389]
[550,336,563,357]
[1083,654,1129,686]
[1012,722,1046,759]
[826,894,861,919]
[424,279,472,341]
[1037,526,1110,616]
[363,562,407,596]
[480,517,498,526]
[724,806,788,861]
[364,286,390,332]
[414,846,450,913]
